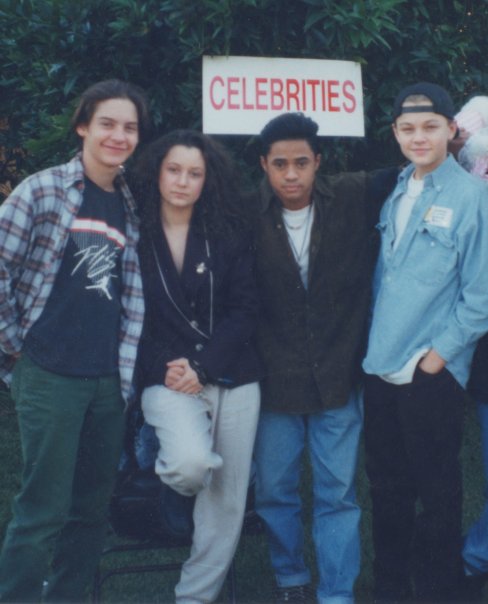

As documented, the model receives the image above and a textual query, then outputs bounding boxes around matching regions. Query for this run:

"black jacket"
[137,217,262,390]
[251,169,397,414]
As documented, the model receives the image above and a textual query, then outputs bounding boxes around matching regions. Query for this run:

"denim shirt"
[363,155,488,387]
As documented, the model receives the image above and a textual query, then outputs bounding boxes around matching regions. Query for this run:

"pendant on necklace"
[196,262,207,274]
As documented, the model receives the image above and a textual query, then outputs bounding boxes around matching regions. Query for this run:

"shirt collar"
[65,153,139,218]
[398,154,457,189]
[63,153,86,190]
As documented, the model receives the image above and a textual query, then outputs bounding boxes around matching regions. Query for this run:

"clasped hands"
[165,357,204,395]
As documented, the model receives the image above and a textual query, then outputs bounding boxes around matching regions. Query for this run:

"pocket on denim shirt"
[407,223,457,285]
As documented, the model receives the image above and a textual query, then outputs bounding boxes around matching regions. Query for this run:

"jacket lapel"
[268,202,306,288]
[179,222,211,305]
[259,179,334,291]
[308,183,333,279]
[152,226,204,322]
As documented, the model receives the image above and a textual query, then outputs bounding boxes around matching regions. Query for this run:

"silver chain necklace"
[282,203,312,230]
[151,229,214,339]
[283,203,313,265]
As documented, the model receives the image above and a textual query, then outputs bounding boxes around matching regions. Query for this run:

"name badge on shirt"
[423,205,453,228]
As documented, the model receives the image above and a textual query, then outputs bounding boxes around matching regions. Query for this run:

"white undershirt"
[382,174,427,384]
[282,204,314,288]
[393,174,424,251]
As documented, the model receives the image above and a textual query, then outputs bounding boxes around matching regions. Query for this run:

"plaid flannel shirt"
[0,154,144,404]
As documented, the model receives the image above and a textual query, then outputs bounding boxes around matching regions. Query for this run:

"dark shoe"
[273,583,315,604]
[463,572,488,601]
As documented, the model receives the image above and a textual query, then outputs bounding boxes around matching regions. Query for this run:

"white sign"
[202,55,364,136]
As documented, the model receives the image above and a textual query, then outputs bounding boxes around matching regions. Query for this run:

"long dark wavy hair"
[132,130,246,238]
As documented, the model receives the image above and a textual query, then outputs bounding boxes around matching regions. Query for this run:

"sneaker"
[273,583,315,604]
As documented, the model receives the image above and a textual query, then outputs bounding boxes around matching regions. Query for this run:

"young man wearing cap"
[362,82,488,602]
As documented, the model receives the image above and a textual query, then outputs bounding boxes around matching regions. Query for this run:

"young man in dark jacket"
[251,112,396,604]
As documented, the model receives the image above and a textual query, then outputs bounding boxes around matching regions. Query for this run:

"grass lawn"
[0,388,485,603]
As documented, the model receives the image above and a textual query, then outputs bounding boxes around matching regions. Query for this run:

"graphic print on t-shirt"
[70,218,126,301]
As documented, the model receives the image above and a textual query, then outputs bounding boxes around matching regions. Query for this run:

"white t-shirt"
[282,204,314,288]
[383,174,427,384]
[393,174,424,251]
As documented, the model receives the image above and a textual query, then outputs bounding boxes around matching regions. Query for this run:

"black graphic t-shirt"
[24,177,126,376]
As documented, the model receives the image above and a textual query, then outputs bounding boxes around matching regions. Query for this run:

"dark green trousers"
[0,355,125,602]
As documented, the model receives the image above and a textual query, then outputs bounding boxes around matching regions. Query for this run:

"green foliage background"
[1,0,488,193]
[1,3,488,599]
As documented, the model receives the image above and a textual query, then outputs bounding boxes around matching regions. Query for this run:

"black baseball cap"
[392,82,455,122]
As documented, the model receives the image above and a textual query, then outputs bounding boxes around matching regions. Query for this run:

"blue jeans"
[463,400,488,575]
[254,391,362,604]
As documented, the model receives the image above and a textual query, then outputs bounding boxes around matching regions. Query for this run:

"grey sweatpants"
[141,382,260,603]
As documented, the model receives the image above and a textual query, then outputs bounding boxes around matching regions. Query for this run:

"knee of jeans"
[255,476,300,512]
[156,450,222,496]
[255,456,300,501]
[312,476,359,511]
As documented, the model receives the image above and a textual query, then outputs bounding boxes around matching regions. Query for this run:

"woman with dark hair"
[135,130,261,603]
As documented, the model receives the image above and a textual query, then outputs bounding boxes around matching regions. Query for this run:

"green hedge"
[1,0,487,195]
